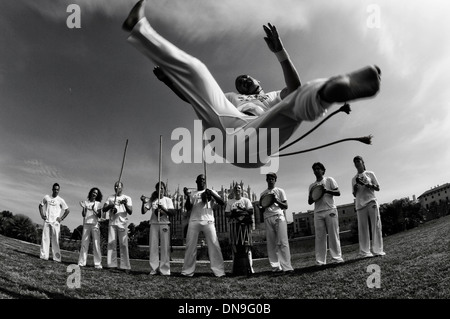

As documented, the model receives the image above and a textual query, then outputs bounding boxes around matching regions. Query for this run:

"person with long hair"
[78,187,103,269]
[141,181,174,275]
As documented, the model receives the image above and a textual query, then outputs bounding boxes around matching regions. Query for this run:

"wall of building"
[418,184,450,210]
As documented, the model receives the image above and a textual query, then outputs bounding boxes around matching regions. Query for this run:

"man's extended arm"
[263,23,301,99]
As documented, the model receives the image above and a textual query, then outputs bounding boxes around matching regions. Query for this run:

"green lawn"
[1,215,449,302]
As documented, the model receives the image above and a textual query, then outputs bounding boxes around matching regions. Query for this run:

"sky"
[1,0,449,232]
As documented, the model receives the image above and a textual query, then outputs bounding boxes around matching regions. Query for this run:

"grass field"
[1,215,449,306]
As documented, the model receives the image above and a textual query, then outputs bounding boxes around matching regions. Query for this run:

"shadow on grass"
[0,273,75,299]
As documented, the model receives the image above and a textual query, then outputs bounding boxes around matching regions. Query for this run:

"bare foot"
[320,65,381,103]
[122,0,146,32]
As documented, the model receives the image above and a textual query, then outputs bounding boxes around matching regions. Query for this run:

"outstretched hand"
[263,23,283,53]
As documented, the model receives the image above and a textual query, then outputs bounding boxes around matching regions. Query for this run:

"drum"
[229,219,253,276]
[260,193,275,208]
[310,184,325,202]
[229,220,252,248]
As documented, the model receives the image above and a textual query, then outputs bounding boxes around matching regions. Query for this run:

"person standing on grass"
[39,183,70,263]
[308,162,344,265]
[103,181,133,271]
[259,172,294,274]
[181,174,225,277]
[225,183,255,276]
[352,155,386,257]
[78,187,103,269]
[141,181,175,276]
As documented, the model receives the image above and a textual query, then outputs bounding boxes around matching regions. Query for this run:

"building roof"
[417,183,450,199]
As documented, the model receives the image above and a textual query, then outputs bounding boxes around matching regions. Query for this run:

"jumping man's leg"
[123,0,246,130]
[319,65,381,103]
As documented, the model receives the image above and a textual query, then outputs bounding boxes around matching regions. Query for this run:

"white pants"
[127,18,331,168]
[314,208,344,265]
[107,225,131,270]
[181,220,225,277]
[264,214,293,271]
[40,221,61,262]
[78,224,102,267]
[149,223,171,275]
[357,201,385,256]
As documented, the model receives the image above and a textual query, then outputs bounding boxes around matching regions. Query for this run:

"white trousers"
[265,214,293,271]
[181,220,225,277]
[357,201,385,256]
[107,225,131,270]
[314,208,344,265]
[149,223,171,275]
[40,221,61,262]
[127,18,331,168]
[78,224,102,267]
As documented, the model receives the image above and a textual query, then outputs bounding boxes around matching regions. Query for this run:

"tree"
[133,220,150,245]
[71,225,84,240]
[7,214,38,243]
[60,225,72,238]
[380,197,425,236]
[0,210,14,236]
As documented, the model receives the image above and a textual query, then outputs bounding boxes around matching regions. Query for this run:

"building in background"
[291,202,357,237]
[417,183,450,210]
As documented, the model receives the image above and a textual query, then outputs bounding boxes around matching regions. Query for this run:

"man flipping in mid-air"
[122,0,381,168]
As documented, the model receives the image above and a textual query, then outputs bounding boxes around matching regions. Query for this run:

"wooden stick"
[158,135,162,222]
[109,139,129,219]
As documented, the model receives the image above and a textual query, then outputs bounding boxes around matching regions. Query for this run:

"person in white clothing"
[225,184,254,275]
[181,174,225,277]
[352,155,386,257]
[141,181,175,276]
[78,187,103,269]
[122,0,381,168]
[102,181,133,271]
[259,172,293,273]
[39,183,70,262]
[308,162,344,265]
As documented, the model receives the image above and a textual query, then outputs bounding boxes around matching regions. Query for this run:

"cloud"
[21,159,62,179]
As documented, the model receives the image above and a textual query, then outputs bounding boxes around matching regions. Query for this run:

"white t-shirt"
[146,196,174,225]
[81,200,101,226]
[352,170,379,210]
[225,197,253,213]
[260,187,287,219]
[40,195,68,223]
[225,91,281,116]
[105,194,132,229]
[188,189,221,222]
[309,177,339,213]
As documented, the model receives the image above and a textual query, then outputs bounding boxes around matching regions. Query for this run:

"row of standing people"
[308,155,386,267]
[39,181,132,270]
[37,155,385,275]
